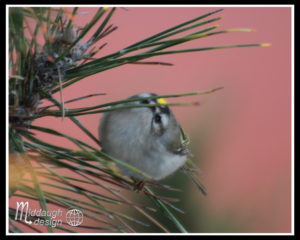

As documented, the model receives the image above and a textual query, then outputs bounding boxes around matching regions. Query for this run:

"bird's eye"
[154,114,161,123]
[141,99,149,104]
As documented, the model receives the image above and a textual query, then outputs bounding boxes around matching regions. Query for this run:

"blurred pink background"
[10,6,292,233]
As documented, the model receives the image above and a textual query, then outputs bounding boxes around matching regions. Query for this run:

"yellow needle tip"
[260,43,271,47]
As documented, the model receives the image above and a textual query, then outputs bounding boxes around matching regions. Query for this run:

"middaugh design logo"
[15,201,83,228]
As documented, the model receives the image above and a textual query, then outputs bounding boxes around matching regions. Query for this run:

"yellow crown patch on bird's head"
[157,98,167,105]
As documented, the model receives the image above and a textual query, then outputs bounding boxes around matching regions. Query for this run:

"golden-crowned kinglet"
[99,93,191,181]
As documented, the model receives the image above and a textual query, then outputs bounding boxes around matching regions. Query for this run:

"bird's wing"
[172,126,193,157]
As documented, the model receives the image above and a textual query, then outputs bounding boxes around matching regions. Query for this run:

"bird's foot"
[133,180,145,192]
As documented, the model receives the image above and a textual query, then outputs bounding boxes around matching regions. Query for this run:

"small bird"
[99,93,191,182]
